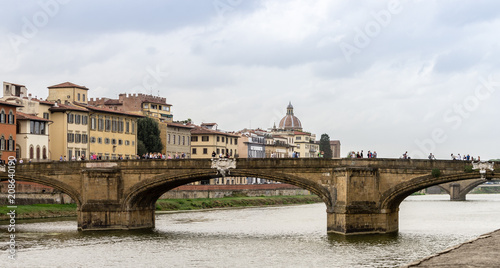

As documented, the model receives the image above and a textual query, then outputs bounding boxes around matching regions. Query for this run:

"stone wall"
[159,184,312,199]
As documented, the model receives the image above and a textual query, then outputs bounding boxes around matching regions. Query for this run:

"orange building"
[0,100,22,163]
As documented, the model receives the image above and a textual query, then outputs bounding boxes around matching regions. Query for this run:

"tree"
[319,133,333,159]
[137,117,163,154]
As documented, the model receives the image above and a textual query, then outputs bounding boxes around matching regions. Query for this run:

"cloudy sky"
[1,0,500,160]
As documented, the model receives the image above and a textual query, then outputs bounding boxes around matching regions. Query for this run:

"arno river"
[2,194,500,267]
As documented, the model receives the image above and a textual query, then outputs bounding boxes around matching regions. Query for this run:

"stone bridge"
[1,158,497,235]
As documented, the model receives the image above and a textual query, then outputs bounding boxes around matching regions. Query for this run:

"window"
[98,116,104,131]
[75,114,81,124]
[192,148,197,154]
[90,137,96,143]
[222,137,225,143]
[8,111,14,124]
[43,112,49,119]
[296,136,302,141]
[67,132,75,143]
[234,138,238,145]
[82,134,88,144]
[36,146,40,160]
[112,118,117,132]
[118,139,122,145]
[105,117,111,131]
[82,94,85,102]
[125,140,130,146]
[105,138,110,144]
[82,115,88,125]
[40,122,45,135]
[43,147,47,159]
[0,110,5,123]
[183,136,185,146]
[191,136,198,142]
[163,106,170,111]
[202,136,209,142]
[126,121,130,133]
[30,146,34,159]
[7,136,14,151]
[112,139,116,145]
[67,113,74,123]
[143,103,149,109]
[217,136,220,142]
[98,137,102,144]
[203,148,208,154]
[0,136,5,150]
[91,117,96,130]
[119,120,124,133]
[132,122,135,133]
[168,134,170,144]
[173,135,176,145]
[75,133,82,143]
[78,93,81,101]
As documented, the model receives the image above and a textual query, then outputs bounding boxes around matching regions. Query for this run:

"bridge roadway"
[1,158,497,235]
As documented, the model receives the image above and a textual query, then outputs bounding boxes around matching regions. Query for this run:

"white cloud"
[1,0,500,159]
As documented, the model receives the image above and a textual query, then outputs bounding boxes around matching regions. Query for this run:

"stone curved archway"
[380,172,498,212]
[122,170,332,212]
[9,175,82,207]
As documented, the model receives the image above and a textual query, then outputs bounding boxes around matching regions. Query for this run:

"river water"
[2,194,500,268]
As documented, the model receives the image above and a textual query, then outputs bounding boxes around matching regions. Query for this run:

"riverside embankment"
[403,229,500,267]
[0,195,321,221]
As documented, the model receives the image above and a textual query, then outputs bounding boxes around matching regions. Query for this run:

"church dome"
[278,102,302,131]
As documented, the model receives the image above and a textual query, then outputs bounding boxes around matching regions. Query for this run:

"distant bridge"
[1,159,496,235]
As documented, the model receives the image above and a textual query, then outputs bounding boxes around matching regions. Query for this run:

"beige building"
[47,82,89,104]
[163,122,193,158]
[48,103,89,160]
[190,123,239,159]
[85,105,141,160]
[16,112,51,162]
[265,134,292,158]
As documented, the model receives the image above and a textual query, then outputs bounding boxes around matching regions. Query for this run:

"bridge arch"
[380,172,498,211]
[122,170,332,212]
[9,174,82,207]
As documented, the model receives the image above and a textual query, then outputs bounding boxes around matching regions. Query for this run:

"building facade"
[0,101,21,163]
[164,122,193,158]
[16,112,51,162]
[86,105,141,160]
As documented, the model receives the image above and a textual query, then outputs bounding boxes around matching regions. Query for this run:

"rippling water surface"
[2,194,500,267]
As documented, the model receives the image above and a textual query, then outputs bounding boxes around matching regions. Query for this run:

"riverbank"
[403,228,500,267]
[0,195,321,221]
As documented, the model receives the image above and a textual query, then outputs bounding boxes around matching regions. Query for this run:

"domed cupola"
[278,102,302,131]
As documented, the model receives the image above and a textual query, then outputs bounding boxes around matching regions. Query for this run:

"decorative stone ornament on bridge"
[211,158,236,177]
[472,161,495,179]
[2,159,498,235]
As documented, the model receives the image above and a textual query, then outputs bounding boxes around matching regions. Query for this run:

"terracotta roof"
[83,104,144,117]
[167,122,195,129]
[48,82,89,90]
[0,100,23,107]
[191,126,239,137]
[16,112,52,122]
[293,131,310,135]
[104,99,122,105]
[49,103,89,112]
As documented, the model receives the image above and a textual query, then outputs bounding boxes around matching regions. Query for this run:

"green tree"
[319,134,333,159]
[137,117,163,154]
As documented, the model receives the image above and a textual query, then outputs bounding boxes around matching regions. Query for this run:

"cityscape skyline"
[1,1,500,159]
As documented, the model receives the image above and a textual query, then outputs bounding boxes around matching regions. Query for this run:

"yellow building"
[47,82,89,104]
[190,123,239,159]
[48,103,90,160]
[85,105,141,160]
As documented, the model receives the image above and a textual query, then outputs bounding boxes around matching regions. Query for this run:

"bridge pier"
[327,210,399,235]
[78,207,155,231]
[449,183,466,201]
